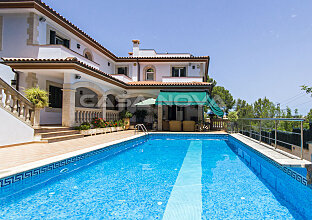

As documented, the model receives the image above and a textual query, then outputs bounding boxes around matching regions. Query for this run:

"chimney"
[128,52,133,57]
[132,40,140,57]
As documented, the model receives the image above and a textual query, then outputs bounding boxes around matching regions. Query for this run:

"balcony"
[36,44,100,69]
[162,76,203,83]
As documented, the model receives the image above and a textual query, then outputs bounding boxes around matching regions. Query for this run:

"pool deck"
[232,133,311,168]
[0,130,226,179]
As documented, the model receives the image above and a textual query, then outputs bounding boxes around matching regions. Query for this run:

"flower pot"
[117,126,123,131]
[96,128,106,134]
[104,127,111,133]
[80,129,96,136]
[111,127,117,132]
[124,118,130,130]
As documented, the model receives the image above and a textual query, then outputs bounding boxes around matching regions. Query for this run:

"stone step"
[41,134,84,143]
[34,127,71,134]
[38,130,80,139]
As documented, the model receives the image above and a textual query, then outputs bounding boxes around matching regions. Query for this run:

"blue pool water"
[0,134,312,219]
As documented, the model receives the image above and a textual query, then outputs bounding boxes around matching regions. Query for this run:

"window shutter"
[125,67,128,76]
[172,67,174,77]
[181,67,186,77]
[50,30,56,44]
[64,39,70,48]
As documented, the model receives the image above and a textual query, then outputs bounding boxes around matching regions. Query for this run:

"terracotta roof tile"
[1,58,212,88]
[127,81,211,86]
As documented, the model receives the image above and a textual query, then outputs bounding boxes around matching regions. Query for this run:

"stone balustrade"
[75,107,102,125]
[106,110,120,121]
[75,108,120,125]
[0,77,34,126]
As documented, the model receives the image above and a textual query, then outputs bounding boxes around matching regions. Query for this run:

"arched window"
[83,49,93,61]
[145,68,155,81]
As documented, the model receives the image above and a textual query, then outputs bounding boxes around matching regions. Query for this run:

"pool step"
[34,127,84,143]
[41,134,84,143]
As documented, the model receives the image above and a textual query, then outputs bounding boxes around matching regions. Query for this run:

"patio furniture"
[183,121,195,132]
[169,121,182,132]
[163,120,170,131]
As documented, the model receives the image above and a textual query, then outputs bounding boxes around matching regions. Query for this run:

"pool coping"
[0,133,146,180]
[231,133,311,168]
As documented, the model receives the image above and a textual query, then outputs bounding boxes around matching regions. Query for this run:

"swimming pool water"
[0,134,311,219]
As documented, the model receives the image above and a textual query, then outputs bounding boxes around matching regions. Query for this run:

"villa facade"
[0,0,221,145]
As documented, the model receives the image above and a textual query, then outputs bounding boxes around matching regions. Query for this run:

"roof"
[0,0,210,62]
[128,81,211,86]
[1,58,212,89]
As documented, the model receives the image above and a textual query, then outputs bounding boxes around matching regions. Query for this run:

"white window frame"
[171,65,188,77]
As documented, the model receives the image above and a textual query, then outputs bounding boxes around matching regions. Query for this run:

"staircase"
[35,126,84,143]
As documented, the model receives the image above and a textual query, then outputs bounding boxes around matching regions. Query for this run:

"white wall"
[0,107,34,146]
[0,64,15,85]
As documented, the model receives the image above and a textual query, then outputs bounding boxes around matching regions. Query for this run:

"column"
[198,105,203,122]
[62,84,76,127]
[158,105,163,131]
[100,95,107,120]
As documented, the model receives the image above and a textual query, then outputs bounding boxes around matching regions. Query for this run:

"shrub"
[74,124,91,130]
[119,110,133,119]
[24,87,49,108]
[134,109,148,123]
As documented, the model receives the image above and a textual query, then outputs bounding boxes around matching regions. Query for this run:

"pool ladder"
[134,124,149,135]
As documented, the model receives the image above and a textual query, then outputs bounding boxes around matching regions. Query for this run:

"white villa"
[0,0,223,146]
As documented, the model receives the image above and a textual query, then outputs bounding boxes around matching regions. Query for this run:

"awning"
[155,91,224,117]
[135,98,156,106]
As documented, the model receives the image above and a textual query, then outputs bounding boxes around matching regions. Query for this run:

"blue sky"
[44,0,312,115]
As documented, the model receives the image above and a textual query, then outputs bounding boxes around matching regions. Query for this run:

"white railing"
[0,77,34,126]
[106,110,120,121]
[75,107,102,125]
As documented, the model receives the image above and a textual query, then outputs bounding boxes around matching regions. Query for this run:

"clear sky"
[44,0,312,115]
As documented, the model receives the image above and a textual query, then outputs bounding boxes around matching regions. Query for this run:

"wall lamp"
[75,74,81,79]
[39,17,46,22]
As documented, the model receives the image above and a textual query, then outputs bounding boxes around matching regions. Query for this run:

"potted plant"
[24,87,49,128]
[134,109,148,124]
[111,120,117,132]
[74,122,93,136]
[119,110,133,130]
[116,119,124,131]
[91,117,106,134]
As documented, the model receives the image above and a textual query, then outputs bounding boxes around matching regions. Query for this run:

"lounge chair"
[169,121,182,132]
[183,121,195,132]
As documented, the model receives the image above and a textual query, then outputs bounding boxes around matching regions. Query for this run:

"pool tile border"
[228,135,308,187]
[0,134,148,188]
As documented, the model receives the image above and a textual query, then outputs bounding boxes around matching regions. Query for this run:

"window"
[50,30,70,48]
[172,67,186,77]
[117,67,128,76]
[49,85,63,108]
[145,68,155,81]
[84,51,92,61]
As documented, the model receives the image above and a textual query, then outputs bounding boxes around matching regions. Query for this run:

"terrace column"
[198,105,203,122]
[62,83,76,127]
[158,105,162,131]
[101,95,107,120]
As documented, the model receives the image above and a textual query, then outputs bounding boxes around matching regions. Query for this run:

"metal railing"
[134,124,148,135]
[236,118,305,159]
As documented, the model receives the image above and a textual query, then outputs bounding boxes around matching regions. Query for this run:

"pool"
[0,134,311,219]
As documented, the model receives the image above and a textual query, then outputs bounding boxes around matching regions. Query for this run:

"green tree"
[301,85,312,96]
[253,97,277,118]
[306,109,312,122]
[207,75,217,87]
[212,86,235,114]
[235,98,254,119]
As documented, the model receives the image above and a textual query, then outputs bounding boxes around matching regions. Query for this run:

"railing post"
[301,121,303,160]
[275,120,277,149]
[259,120,262,143]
